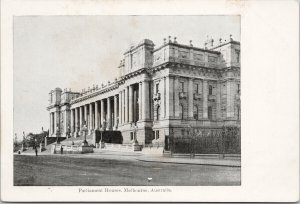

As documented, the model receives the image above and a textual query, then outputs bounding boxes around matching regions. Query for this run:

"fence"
[169,126,240,154]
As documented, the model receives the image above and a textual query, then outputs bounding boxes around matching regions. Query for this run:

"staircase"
[60,134,94,146]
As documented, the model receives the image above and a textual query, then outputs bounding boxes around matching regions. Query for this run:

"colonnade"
[65,81,150,137]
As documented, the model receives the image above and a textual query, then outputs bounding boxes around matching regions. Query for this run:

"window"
[193,105,198,120]
[180,82,184,92]
[179,104,184,120]
[156,106,161,120]
[130,132,134,140]
[195,84,199,93]
[155,83,159,94]
[209,85,213,95]
[156,130,160,140]
[208,106,213,120]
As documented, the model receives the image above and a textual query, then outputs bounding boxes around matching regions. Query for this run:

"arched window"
[156,106,161,120]
[193,105,198,120]
[179,104,184,120]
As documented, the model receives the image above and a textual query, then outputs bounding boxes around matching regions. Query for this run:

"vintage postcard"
[1,0,299,202]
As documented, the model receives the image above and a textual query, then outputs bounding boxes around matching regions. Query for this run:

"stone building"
[47,35,240,146]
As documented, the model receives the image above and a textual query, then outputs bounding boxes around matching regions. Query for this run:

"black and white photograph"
[1,0,299,202]
[12,15,241,186]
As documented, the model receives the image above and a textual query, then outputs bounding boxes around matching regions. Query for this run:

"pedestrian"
[60,145,63,154]
[35,145,38,157]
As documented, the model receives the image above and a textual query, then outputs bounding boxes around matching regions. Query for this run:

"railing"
[168,126,241,154]
[51,144,93,154]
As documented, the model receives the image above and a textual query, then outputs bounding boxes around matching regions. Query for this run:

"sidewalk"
[137,155,241,167]
[16,149,240,167]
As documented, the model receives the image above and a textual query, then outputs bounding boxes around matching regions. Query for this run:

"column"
[166,76,174,118]
[142,80,150,120]
[138,82,142,120]
[203,80,208,119]
[79,106,83,130]
[63,110,68,136]
[174,77,180,118]
[129,85,133,123]
[216,82,221,119]
[70,109,74,134]
[84,105,88,127]
[49,113,52,135]
[188,78,194,119]
[75,108,78,136]
[114,95,118,129]
[119,92,122,125]
[107,97,111,129]
[89,103,93,132]
[54,110,60,135]
[53,111,57,134]
[101,100,105,129]
[124,87,128,123]
[95,101,99,130]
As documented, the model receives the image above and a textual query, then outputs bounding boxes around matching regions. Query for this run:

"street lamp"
[82,121,88,146]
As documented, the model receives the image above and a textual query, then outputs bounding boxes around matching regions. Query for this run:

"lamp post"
[82,122,88,146]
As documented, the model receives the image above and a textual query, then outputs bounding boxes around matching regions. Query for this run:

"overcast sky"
[13,15,240,139]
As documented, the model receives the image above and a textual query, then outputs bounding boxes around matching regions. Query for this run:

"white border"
[1,0,299,202]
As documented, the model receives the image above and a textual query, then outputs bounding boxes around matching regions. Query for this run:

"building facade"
[47,36,240,146]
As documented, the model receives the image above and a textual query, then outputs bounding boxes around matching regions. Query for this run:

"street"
[14,155,241,186]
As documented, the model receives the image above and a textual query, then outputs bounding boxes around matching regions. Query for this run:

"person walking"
[34,145,38,157]
[60,145,63,154]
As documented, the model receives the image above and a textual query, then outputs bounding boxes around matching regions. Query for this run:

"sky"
[14,15,240,140]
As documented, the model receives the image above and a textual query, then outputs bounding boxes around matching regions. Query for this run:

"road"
[14,155,241,186]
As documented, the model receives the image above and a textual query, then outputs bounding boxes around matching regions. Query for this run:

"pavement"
[16,149,241,167]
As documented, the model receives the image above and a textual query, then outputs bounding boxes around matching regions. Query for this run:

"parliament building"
[47,35,240,147]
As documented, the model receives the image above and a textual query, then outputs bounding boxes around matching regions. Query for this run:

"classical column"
[203,80,208,119]
[216,82,221,119]
[100,99,105,129]
[89,103,93,133]
[49,113,52,135]
[79,106,83,130]
[70,109,74,134]
[74,108,78,137]
[174,77,180,118]
[129,85,134,123]
[124,87,128,123]
[142,80,150,120]
[166,76,174,118]
[53,111,57,135]
[107,97,111,130]
[54,110,60,135]
[114,95,118,129]
[119,91,122,125]
[138,82,142,120]
[188,78,194,119]
[94,101,99,130]
[63,110,68,136]
[84,105,88,128]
